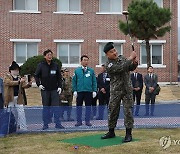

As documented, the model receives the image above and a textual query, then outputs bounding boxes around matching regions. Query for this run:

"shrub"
[20,55,62,76]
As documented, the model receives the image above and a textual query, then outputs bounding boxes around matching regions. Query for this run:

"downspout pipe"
[169,0,172,84]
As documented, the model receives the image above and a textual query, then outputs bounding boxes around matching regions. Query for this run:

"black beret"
[103,42,114,53]
[63,68,69,72]
[9,61,20,72]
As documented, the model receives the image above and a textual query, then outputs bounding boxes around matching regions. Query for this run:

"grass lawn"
[0,128,179,154]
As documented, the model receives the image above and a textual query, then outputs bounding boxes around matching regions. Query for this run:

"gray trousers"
[41,90,60,125]
[145,93,156,115]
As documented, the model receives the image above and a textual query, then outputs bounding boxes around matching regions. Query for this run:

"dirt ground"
[25,84,180,106]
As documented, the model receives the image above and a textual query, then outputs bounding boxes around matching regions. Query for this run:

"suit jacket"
[144,73,158,94]
[97,72,110,94]
[0,78,3,94]
[0,77,4,105]
[131,73,143,91]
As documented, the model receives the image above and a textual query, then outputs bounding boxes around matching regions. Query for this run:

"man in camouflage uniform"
[60,68,74,121]
[101,42,138,142]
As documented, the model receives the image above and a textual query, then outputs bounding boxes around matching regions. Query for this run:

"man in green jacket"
[72,55,97,127]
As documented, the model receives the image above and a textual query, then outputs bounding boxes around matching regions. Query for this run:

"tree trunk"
[145,40,151,67]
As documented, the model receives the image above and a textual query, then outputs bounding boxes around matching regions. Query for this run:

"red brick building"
[0,0,178,82]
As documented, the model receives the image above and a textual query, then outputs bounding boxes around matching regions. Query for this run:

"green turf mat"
[60,134,139,148]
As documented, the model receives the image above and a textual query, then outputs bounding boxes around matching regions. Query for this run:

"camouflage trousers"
[108,91,134,129]
[60,94,73,106]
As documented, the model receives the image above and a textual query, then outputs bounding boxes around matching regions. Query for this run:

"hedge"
[20,55,62,76]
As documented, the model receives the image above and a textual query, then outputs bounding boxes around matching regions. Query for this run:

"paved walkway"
[18,104,180,133]
[1,104,179,136]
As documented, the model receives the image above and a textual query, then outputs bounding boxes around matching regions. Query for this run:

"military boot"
[123,128,132,142]
[101,128,115,139]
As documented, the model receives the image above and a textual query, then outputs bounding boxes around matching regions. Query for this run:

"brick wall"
[0,0,178,82]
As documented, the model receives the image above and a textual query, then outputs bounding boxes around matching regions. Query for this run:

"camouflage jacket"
[105,55,138,96]
[62,76,73,96]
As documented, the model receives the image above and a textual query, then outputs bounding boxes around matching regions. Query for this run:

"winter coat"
[3,74,31,106]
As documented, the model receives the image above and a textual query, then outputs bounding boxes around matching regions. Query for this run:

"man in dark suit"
[96,64,110,120]
[144,66,158,116]
[131,68,143,116]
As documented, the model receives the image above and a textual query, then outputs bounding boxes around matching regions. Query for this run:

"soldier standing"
[101,42,138,142]
[60,68,74,121]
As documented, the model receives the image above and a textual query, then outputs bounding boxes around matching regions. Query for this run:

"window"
[57,43,81,65]
[99,0,122,13]
[99,43,122,64]
[14,42,38,63]
[141,44,163,65]
[13,0,38,11]
[57,0,80,12]
[153,0,163,7]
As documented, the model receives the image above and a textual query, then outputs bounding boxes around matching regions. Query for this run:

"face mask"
[11,70,19,77]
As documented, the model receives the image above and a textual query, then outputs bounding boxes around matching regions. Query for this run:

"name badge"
[106,78,110,81]
[50,70,56,74]
[85,73,90,77]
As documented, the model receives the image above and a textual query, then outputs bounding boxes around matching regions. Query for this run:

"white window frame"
[138,40,166,68]
[54,0,83,14]
[153,0,163,8]
[96,40,125,67]
[10,0,41,13]
[54,39,84,67]
[10,39,41,65]
[97,0,123,15]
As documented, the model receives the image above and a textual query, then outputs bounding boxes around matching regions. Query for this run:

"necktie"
[149,74,152,80]
[103,73,106,83]
[83,67,87,72]
[134,73,137,79]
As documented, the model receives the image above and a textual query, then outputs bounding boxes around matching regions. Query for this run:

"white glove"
[73,91,77,97]
[57,88,62,95]
[92,92,97,98]
[39,85,45,90]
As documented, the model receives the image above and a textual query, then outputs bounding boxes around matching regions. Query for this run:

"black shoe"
[75,122,82,127]
[101,132,115,139]
[123,134,132,142]
[42,125,48,130]
[67,117,74,121]
[85,122,92,126]
[55,124,64,129]
[96,117,103,120]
